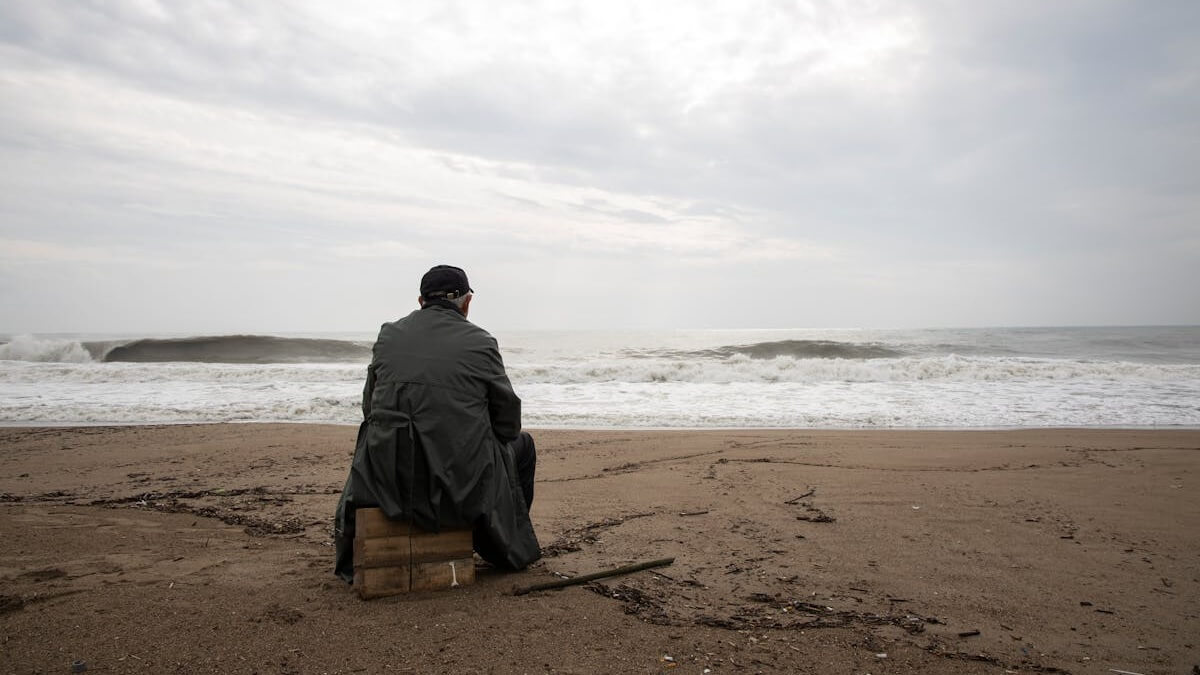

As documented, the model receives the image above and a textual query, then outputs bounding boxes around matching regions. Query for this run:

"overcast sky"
[1,0,1197,333]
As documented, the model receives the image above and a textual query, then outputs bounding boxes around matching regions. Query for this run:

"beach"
[1,425,1197,674]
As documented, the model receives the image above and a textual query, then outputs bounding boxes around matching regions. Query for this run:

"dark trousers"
[510,431,536,510]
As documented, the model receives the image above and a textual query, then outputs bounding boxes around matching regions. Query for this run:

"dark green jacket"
[334,303,540,582]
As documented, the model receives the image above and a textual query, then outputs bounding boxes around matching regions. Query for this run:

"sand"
[1,425,1197,674]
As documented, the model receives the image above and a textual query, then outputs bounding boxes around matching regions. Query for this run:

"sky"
[0,0,1197,333]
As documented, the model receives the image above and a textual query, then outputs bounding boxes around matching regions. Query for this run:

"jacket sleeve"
[361,362,378,420]
[484,341,522,443]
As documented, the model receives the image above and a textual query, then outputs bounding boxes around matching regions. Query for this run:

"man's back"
[370,303,521,449]
[364,304,522,528]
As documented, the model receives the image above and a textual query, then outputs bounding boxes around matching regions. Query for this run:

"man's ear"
[460,294,473,317]
[417,295,425,308]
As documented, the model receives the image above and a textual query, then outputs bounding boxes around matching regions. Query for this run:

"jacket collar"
[421,298,463,315]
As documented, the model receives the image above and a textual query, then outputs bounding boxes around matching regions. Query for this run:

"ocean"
[1,326,1198,429]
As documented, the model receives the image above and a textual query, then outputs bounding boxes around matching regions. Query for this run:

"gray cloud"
[1,0,1197,331]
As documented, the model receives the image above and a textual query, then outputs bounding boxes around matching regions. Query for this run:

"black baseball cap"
[420,265,473,299]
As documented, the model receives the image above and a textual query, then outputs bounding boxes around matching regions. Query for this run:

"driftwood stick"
[784,487,816,505]
[512,557,675,596]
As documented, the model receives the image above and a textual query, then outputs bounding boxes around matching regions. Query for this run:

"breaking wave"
[629,339,903,361]
[0,335,93,363]
[0,336,902,365]
[102,335,370,364]
[1,334,372,364]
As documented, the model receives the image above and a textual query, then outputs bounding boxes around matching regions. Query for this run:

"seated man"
[334,265,540,582]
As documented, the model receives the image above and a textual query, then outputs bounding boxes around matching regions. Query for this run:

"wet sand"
[1,425,1197,674]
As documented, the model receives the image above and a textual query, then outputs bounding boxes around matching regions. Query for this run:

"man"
[334,265,540,583]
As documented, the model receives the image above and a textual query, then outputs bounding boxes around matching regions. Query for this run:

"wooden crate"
[353,508,475,599]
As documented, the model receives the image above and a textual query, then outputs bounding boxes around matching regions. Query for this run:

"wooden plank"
[353,535,413,569]
[410,557,475,592]
[354,565,411,599]
[410,529,473,563]
[355,508,413,538]
[355,530,475,569]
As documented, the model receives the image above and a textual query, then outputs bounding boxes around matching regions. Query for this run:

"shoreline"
[5,420,1200,431]
[2,424,1197,673]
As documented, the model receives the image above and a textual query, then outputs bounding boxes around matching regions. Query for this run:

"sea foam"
[509,354,1200,385]
[0,335,93,363]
